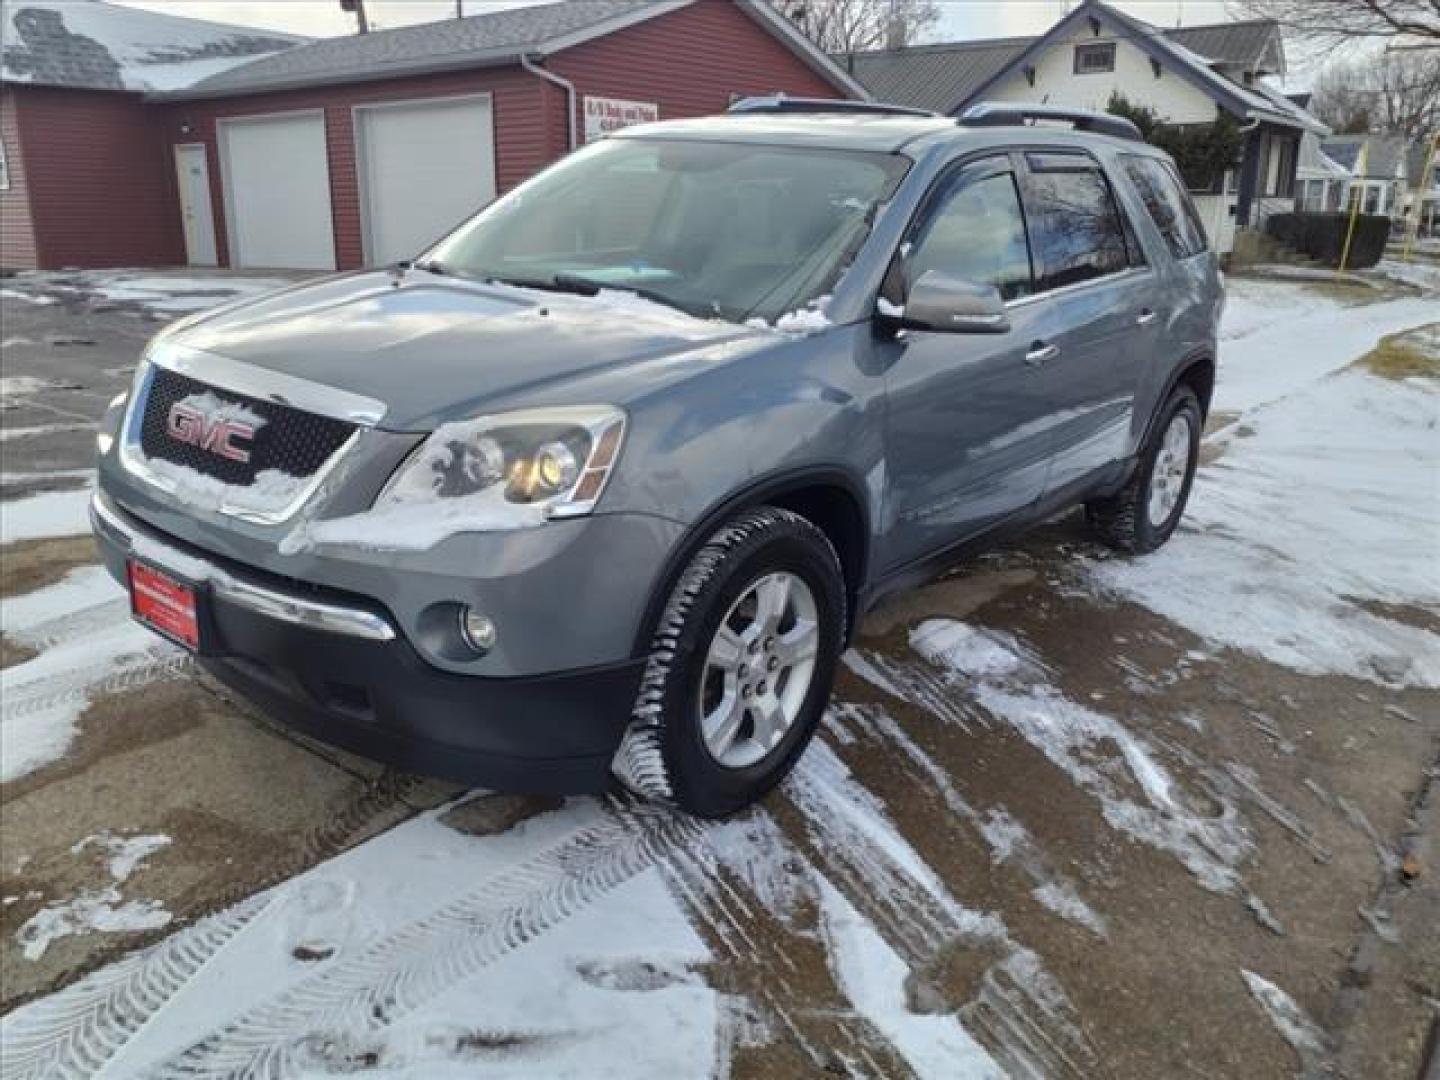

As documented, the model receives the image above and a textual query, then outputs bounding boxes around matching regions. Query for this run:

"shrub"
[1107,92,1243,192]
[1265,212,1391,268]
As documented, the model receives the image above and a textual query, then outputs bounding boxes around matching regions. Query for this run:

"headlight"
[378,405,626,522]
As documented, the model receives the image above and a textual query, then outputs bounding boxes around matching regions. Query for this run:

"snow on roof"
[1,0,306,93]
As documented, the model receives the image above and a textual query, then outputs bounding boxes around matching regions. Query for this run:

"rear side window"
[1122,155,1208,259]
[908,167,1033,301]
[1022,156,1132,292]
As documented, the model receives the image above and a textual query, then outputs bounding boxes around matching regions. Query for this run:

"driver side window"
[908,167,1034,302]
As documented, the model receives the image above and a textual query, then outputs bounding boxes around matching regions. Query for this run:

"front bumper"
[92,492,643,793]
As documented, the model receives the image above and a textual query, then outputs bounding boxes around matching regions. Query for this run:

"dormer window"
[1074,42,1116,74]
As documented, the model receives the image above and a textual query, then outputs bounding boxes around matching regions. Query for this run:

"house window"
[0,134,10,191]
[1363,185,1380,214]
[1073,42,1116,74]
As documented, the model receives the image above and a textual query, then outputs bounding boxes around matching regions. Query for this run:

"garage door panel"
[358,97,497,267]
[221,113,335,271]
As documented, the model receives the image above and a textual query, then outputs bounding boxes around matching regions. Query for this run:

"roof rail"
[958,103,1142,142]
[727,95,938,118]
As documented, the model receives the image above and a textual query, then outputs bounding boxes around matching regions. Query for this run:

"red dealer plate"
[128,560,200,651]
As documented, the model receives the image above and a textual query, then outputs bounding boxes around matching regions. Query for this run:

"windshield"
[423,137,909,324]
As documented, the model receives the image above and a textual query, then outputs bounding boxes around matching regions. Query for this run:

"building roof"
[842,0,1321,131]
[843,37,1030,116]
[1,0,305,93]
[1323,135,1409,178]
[1165,18,1285,74]
[162,0,867,102]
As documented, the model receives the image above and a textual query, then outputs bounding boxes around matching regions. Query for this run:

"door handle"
[1136,309,1159,326]
[1025,342,1060,366]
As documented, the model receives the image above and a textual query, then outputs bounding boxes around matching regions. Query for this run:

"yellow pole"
[1338,140,1369,275]
[1401,131,1438,263]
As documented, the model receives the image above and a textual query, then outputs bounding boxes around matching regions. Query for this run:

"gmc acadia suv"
[93,100,1221,817]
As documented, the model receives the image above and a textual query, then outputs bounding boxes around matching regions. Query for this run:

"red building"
[1,0,863,273]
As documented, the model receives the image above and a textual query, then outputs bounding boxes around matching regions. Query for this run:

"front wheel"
[1086,385,1202,554]
[612,507,845,818]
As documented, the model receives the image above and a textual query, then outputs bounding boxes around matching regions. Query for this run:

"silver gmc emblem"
[166,401,257,464]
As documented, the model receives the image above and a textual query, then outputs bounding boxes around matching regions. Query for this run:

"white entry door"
[356,96,497,266]
[220,112,335,270]
[174,144,218,267]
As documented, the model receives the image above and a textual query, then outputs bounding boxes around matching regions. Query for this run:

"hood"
[169,269,765,430]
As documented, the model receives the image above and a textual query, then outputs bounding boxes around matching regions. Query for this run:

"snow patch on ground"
[2,799,718,1078]
[74,832,172,883]
[0,565,122,642]
[1088,369,1439,688]
[16,832,173,961]
[16,889,171,962]
[0,289,57,305]
[0,422,95,443]
[817,879,1004,1080]
[0,620,178,783]
[4,271,294,316]
[1241,970,1329,1060]
[1376,257,1440,292]
[0,484,93,544]
[904,619,1252,893]
[0,376,64,395]
[1215,281,1436,414]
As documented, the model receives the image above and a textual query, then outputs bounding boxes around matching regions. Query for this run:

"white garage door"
[220,113,335,270]
[356,96,497,266]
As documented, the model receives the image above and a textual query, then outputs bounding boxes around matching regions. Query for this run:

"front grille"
[139,367,356,488]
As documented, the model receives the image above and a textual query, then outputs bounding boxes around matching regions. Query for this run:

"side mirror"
[885,271,1010,334]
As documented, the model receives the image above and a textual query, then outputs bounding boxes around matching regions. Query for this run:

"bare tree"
[1231,0,1439,50]
[1310,50,1440,138]
[776,0,940,55]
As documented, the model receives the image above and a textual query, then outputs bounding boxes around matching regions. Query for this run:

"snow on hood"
[2,1,303,93]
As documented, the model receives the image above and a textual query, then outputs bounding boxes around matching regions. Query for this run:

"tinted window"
[1023,158,1130,291]
[908,169,1033,301]
[1122,155,1208,259]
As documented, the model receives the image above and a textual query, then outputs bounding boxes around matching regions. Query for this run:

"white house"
[1323,135,1413,221]
[844,0,1327,254]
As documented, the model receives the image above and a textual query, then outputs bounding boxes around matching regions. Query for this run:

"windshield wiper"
[550,273,709,319]
[412,259,449,276]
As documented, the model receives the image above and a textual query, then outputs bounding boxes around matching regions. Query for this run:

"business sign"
[583,96,659,143]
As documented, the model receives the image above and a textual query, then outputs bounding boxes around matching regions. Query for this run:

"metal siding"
[155,67,550,271]
[7,86,182,270]
[0,88,38,270]
[549,0,842,127]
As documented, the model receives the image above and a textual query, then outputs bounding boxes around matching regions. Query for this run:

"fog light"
[459,607,497,654]
[96,431,115,455]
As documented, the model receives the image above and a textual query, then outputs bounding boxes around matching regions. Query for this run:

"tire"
[612,507,846,818]
[1086,385,1202,554]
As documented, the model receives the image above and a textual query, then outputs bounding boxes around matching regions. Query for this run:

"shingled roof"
[1,0,304,93]
[162,0,866,102]
[844,37,1030,116]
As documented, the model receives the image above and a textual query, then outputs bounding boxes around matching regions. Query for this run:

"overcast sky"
[112,1,1239,42]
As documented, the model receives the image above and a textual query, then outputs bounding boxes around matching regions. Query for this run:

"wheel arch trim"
[630,465,873,658]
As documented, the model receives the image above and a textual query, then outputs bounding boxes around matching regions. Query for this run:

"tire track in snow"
[0,896,273,1080]
[138,801,706,1079]
[6,599,131,653]
[1,651,192,725]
